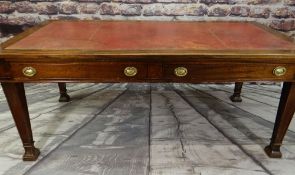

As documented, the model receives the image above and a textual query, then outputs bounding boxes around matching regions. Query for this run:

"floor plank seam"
[188,84,295,135]
[246,85,282,94]
[160,92,188,160]
[0,83,98,105]
[207,85,279,108]
[23,86,128,175]
[231,85,280,98]
[148,84,152,175]
[173,86,274,175]
[0,84,112,134]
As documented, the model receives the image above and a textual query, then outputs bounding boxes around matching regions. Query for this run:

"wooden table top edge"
[1,19,295,58]
[1,50,295,64]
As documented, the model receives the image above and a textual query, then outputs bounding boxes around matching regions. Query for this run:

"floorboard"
[0,83,294,175]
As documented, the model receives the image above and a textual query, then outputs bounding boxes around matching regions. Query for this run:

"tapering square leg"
[265,82,295,158]
[58,82,70,102]
[230,82,243,102]
[1,83,40,161]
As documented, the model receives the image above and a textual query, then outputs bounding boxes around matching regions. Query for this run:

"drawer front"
[0,64,5,78]
[10,62,147,81]
[0,61,11,79]
[163,63,295,82]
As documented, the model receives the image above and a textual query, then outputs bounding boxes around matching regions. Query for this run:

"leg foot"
[230,95,242,102]
[58,83,70,102]
[230,82,243,102]
[265,82,295,158]
[264,145,282,158]
[23,146,40,161]
[1,83,40,161]
[59,93,70,102]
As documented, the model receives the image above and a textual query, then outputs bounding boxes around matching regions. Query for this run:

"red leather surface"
[6,21,295,51]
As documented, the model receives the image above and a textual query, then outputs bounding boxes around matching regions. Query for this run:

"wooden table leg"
[230,82,243,102]
[265,82,295,158]
[1,83,40,161]
[58,82,70,102]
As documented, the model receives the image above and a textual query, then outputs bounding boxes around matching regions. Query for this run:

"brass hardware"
[273,66,287,77]
[22,67,37,77]
[124,67,138,77]
[174,67,188,77]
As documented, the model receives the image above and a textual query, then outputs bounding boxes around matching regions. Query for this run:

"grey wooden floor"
[0,83,294,175]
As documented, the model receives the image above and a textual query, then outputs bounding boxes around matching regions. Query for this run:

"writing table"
[1,20,295,161]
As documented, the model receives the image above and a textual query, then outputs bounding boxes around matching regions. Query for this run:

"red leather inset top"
[5,21,295,51]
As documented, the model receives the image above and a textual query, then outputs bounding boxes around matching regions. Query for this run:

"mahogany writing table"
[1,20,295,161]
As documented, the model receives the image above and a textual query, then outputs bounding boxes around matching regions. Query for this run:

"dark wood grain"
[1,83,40,161]
[265,82,295,158]
[58,82,70,102]
[230,82,243,102]
[162,63,295,83]
[8,62,148,82]
[0,62,292,83]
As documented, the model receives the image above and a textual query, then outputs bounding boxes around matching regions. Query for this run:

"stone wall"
[0,0,295,40]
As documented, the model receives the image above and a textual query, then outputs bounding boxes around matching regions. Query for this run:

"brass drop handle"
[273,66,287,77]
[124,67,138,77]
[174,67,188,77]
[22,67,37,77]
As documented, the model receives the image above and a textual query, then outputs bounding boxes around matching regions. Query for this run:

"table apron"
[0,62,294,83]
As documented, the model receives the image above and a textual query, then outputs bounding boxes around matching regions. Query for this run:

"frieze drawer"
[163,63,295,82]
[10,62,148,82]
